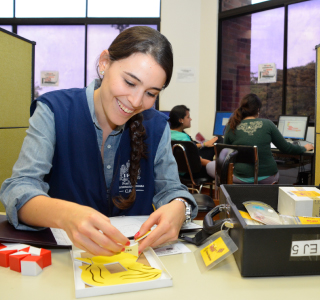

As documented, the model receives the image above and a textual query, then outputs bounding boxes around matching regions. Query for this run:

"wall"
[160,0,219,139]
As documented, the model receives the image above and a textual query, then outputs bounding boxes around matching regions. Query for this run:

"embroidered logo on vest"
[237,121,263,135]
[119,161,144,194]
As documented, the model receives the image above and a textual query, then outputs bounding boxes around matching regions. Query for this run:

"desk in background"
[271,148,314,185]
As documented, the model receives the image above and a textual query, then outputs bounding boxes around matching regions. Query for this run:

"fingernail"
[138,251,141,255]
[125,241,130,246]
[121,248,125,252]
[134,232,140,239]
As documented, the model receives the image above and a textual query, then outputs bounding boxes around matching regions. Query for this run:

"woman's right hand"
[304,143,314,151]
[60,204,130,256]
[18,196,129,256]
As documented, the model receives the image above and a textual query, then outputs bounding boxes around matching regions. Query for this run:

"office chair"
[192,193,215,213]
[214,143,259,199]
[171,141,214,197]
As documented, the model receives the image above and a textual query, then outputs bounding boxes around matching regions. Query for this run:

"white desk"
[1,243,320,300]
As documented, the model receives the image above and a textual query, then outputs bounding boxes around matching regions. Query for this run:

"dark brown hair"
[169,105,190,129]
[227,93,262,133]
[98,26,173,210]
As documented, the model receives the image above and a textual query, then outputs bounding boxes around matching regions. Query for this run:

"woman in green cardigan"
[224,93,314,184]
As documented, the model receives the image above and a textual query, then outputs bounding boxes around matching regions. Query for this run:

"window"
[86,24,157,85]
[218,0,320,123]
[0,0,161,98]
[219,7,284,120]
[286,0,320,121]
[0,0,13,18]
[88,0,160,18]
[15,0,86,18]
[220,0,271,12]
[18,26,85,96]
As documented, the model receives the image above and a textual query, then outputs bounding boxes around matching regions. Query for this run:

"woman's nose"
[128,90,143,108]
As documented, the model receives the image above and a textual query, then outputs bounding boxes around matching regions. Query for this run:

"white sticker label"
[291,240,320,256]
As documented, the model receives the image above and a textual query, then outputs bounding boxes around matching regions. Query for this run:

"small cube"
[28,247,51,268]
[9,252,31,272]
[0,249,17,268]
[21,256,43,276]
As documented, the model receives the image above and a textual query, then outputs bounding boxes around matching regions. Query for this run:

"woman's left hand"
[136,200,186,253]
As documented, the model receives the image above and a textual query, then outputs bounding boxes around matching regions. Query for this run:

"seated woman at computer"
[224,93,314,184]
[169,105,217,178]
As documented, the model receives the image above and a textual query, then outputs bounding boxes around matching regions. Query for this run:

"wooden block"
[9,251,31,272]
[39,248,51,268]
[21,256,43,276]
[0,249,18,267]
[28,246,51,268]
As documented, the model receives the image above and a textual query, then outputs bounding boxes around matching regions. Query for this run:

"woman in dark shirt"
[224,94,313,184]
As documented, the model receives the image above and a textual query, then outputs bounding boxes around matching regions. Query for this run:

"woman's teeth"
[117,100,134,114]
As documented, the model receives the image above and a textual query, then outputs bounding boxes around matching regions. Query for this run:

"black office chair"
[214,143,259,199]
[171,141,214,197]
[192,193,215,213]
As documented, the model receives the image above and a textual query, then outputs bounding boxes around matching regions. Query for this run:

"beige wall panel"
[0,30,33,127]
[0,128,27,212]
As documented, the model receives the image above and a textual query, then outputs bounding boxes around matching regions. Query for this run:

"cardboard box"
[219,184,320,277]
[278,186,320,217]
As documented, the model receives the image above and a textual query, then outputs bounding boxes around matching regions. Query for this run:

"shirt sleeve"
[269,121,306,154]
[0,101,56,230]
[153,123,198,219]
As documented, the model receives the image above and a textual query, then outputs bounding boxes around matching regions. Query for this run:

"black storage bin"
[219,184,320,277]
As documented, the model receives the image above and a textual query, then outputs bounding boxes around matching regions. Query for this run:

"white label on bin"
[291,240,320,257]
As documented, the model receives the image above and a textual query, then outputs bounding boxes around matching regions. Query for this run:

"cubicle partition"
[0,28,35,211]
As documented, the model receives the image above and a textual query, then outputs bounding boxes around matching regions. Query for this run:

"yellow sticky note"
[200,237,229,267]
[292,191,320,197]
[298,216,320,225]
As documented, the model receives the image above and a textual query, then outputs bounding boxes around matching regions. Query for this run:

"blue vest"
[30,88,168,217]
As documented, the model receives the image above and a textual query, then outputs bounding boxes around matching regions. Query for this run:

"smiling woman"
[0,26,197,257]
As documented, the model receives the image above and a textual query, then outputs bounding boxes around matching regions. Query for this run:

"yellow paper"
[200,237,229,267]
[76,252,162,287]
[239,210,254,220]
[291,191,320,197]
[298,216,320,225]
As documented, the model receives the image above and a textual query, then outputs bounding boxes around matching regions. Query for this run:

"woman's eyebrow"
[124,72,162,91]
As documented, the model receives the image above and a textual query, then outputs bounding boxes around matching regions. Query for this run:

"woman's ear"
[99,49,110,73]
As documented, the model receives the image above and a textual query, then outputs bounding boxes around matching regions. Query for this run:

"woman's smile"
[116,99,134,114]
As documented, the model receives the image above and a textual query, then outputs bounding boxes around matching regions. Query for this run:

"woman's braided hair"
[97,26,173,209]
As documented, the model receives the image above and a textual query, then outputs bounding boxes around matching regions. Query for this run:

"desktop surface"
[1,237,320,300]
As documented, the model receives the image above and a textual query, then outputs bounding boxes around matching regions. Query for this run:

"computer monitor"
[159,110,170,118]
[277,115,309,140]
[213,111,233,136]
